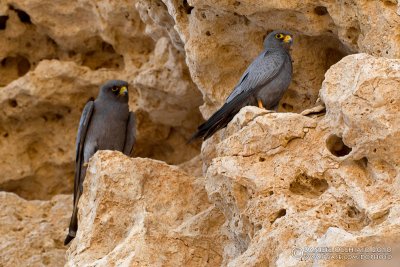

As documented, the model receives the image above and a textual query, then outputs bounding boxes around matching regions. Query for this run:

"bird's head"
[98,80,129,102]
[263,30,293,51]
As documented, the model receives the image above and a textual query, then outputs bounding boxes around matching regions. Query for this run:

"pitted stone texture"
[66,151,227,267]
[0,192,71,267]
[201,54,400,266]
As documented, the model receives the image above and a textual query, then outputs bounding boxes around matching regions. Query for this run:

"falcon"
[190,30,293,141]
[64,80,136,245]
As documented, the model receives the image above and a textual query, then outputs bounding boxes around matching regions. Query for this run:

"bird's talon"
[257,99,265,109]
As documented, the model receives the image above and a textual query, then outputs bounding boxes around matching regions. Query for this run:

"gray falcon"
[64,80,136,245]
[190,30,293,141]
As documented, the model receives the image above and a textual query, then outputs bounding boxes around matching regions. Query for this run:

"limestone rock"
[1,0,400,266]
[0,192,71,267]
[66,151,227,266]
[201,54,400,266]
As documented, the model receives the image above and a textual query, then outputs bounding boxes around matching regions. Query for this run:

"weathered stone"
[65,151,227,266]
[0,192,71,267]
[201,54,400,266]
[1,0,400,266]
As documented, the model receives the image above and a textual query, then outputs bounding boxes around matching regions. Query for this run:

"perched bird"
[64,80,136,245]
[190,30,293,141]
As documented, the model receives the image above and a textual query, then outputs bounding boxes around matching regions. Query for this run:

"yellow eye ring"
[275,33,284,39]
[112,87,118,91]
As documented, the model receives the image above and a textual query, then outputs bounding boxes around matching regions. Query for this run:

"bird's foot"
[257,99,265,109]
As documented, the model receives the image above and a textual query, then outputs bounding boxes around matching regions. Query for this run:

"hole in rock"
[326,134,352,157]
[289,173,329,198]
[271,209,287,224]
[0,55,31,86]
[277,209,286,218]
[0,15,9,30]
[259,157,265,162]
[14,9,32,24]
[182,0,194,14]
[314,6,328,16]
[205,31,211,36]
[346,26,360,45]
[3,132,9,137]
[8,99,18,108]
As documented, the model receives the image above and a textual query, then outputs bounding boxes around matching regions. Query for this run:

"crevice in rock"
[0,15,9,30]
[289,173,329,198]
[182,0,194,15]
[270,208,287,224]
[314,6,329,16]
[326,134,352,157]
[14,8,32,24]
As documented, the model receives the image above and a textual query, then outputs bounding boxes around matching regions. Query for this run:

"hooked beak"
[119,86,128,96]
[283,35,293,44]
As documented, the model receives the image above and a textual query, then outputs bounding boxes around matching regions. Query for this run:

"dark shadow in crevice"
[0,15,9,30]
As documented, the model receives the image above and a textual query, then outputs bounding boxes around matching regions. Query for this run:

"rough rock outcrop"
[202,53,400,266]
[0,192,71,267]
[65,151,227,266]
[1,0,400,266]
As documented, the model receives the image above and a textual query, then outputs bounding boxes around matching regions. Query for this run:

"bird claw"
[257,99,265,109]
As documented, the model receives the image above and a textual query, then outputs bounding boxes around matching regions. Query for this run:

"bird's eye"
[112,87,118,92]
[275,33,284,39]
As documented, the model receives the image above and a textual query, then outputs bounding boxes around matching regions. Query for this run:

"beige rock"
[0,192,71,267]
[66,151,227,266]
[201,54,400,266]
[1,0,400,266]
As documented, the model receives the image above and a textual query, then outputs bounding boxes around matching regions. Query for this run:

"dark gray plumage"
[64,80,136,245]
[190,30,293,141]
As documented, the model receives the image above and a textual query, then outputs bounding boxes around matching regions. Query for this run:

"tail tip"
[64,233,75,246]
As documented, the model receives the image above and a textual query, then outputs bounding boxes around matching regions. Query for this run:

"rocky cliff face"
[0,0,399,266]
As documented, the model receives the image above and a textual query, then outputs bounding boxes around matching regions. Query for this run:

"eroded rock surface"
[65,151,227,266]
[0,192,71,267]
[201,54,400,266]
[1,0,400,266]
